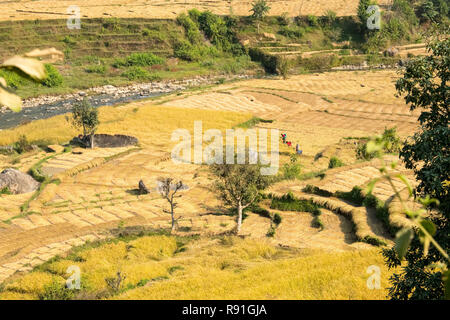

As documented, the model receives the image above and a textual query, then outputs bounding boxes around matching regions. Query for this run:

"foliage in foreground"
[380,37,449,300]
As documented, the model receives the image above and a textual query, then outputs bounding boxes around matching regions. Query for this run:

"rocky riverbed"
[0,74,253,130]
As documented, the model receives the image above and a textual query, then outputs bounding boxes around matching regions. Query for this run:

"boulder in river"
[0,168,40,194]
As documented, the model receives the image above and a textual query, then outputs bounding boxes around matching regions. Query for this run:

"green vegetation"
[42,64,63,87]
[70,98,99,148]
[356,127,401,160]
[12,135,33,154]
[270,192,321,216]
[235,117,273,129]
[328,156,344,169]
[382,38,450,300]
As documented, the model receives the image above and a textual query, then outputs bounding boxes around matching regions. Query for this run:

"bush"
[85,65,106,74]
[0,69,29,88]
[121,66,159,81]
[173,40,201,61]
[296,54,340,72]
[278,26,305,39]
[302,184,333,197]
[335,186,364,205]
[356,127,401,160]
[270,193,320,213]
[248,47,279,74]
[307,15,319,27]
[249,205,271,218]
[177,13,202,44]
[38,280,75,300]
[312,215,324,230]
[266,225,276,237]
[125,53,165,67]
[328,156,344,168]
[41,64,63,87]
[13,135,33,154]
[113,53,164,68]
[273,213,282,225]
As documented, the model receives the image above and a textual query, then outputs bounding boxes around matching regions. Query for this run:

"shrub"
[173,40,201,61]
[273,213,282,225]
[62,35,77,45]
[248,47,279,74]
[121,66,152,80]
[335,186,364,205]
[302,184,333,197]
[41,64,63,87]
[296,54,340,72]
[125,53,164,67]
[13,135,33,154]
[312,215,325,230]
[266,225,276,237]
[307,15,319,27]
[85,65,106,74]
[0,69,29,88]
[278,26,305,39]
[356,127,401,160]
[270,193,320,213]
[249,205,271,218]
[197,11,232,51]
[38,280,75,300]
[328,156,344,168]
[177,13,202,44]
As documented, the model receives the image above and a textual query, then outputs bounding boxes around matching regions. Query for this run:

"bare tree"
[157,177,186,233]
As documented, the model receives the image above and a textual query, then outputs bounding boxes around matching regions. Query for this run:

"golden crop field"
[0,69,419,299]
[1,0,393,21]
[0,235,395,300]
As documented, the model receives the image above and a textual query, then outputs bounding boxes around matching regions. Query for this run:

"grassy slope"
[0,18,258,99]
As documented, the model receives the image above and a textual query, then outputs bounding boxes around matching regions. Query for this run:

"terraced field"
[0,69,419,287]
[1,0,393,22]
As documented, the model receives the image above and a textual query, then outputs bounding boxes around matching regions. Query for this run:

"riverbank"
[0,73,254,130]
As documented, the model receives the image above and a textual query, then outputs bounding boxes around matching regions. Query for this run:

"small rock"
[138,180,150,195]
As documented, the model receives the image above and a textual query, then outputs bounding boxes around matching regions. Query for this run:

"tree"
[382,38,450,299]
[71,98,99,149]
[250,0,271,34]
[157,177,187,233]
[357,0,373,32]
[210,161,271,233]
[0,48,63,112]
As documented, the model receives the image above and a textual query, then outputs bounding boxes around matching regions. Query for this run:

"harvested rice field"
[0,69,421,300]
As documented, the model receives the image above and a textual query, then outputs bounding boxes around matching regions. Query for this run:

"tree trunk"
[236,201,243,234]
[90,133,94,149]
[171,203,175,233]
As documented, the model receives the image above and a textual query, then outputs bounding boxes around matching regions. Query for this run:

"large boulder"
[384,47,399,57]
[70,134,138,148]
[0,168,40,194]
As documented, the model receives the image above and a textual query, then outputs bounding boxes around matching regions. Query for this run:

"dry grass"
[0,0,393,22]
[0,235,394,300]
[0,103,252,149]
